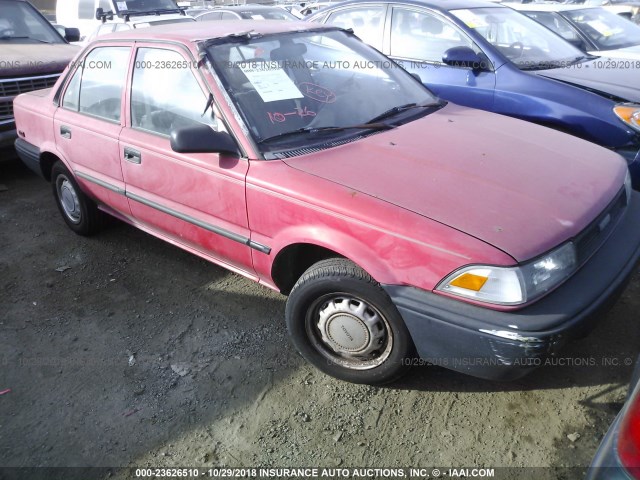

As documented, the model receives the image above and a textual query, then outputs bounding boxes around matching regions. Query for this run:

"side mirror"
[442,47,486,71]
[96,7,113,21]
[64,27,80,43]
[170,124,239,156]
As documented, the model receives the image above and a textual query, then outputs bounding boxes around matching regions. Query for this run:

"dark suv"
[1,0,79,148]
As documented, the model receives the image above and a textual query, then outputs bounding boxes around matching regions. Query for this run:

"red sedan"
[13,21,640,384]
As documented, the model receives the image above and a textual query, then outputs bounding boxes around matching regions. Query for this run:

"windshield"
[113,0,180,13]
[564,8,640,49]
[207,29,439,152]
[451,7,584,69]
[0,0,64,43]
[523,10,589,46]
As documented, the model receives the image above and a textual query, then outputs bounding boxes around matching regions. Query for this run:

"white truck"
[56,0,193,40]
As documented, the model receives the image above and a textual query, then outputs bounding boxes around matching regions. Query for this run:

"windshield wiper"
[0,35,51,43]
[568,55,588,65]
[366,102,438,124]
[258,123,394,145]
[119,8,182,18]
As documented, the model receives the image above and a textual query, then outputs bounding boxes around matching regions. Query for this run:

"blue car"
[307,0,640,185]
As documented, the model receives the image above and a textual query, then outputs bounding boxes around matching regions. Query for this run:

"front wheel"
[285,258,415,384]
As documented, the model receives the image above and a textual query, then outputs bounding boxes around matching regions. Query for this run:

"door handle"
[124,147,142,164]
[60,126,72,139]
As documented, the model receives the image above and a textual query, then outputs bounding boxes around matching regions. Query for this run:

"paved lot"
[1,147,639,479]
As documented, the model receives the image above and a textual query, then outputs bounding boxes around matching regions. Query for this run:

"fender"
[246,160,515,293]
[494,65,636,148]
[255,223,405,290]
[38,142,73,176]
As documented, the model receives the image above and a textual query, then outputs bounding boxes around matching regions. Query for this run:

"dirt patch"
[1,150,639,479]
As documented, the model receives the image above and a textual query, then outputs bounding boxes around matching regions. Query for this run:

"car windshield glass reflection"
[207,30,440,152]
[452,7,585,69]
[113,0,180,13]
[0,0,64,43]
[565,8,640,49]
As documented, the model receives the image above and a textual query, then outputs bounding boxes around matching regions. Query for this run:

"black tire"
[51,161,101,236]
[285,258,415,384]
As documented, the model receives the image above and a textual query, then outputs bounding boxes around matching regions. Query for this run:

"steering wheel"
[509,42,525,59]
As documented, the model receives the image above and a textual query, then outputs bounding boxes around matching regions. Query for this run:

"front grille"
[574,186,627,264]
[0,74,61,125]
[0,74,60,98]
[0,101,12,121]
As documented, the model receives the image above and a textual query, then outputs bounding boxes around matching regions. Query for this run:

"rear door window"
[62,46,131,123]
[390,7,478,63]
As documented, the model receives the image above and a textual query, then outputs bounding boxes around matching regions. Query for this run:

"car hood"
[533,59,640,102]
[594,45,640,61]
[283,104,625,262]
[0,43,78,77]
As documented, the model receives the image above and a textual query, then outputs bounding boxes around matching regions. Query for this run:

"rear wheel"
[285,258,414,384]
[51,161,101,236]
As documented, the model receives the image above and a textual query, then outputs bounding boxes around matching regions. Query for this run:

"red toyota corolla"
[13,21,640,384]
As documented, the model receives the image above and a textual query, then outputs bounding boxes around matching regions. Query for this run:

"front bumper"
[0,123,17,149]
[14,138,43,178]
[384,192,640,381]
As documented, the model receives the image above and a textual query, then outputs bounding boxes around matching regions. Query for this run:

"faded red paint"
[12,21,627,310]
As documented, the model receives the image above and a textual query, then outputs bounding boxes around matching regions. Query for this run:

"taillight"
[618,385,640,479]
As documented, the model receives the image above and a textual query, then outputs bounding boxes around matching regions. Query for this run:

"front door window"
[391,8,479,63]
[131,47,220,136]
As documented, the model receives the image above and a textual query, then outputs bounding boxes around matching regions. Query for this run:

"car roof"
[313,0,508,12]
[505,2,600,11]
[98,19,328,43]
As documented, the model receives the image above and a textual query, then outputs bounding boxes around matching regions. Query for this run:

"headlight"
[614,104,640,133]
[625,169,632,204]
[437,242,577,306]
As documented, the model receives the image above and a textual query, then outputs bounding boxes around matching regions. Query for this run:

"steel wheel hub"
[57,176,81,224]
[316,296,387,359]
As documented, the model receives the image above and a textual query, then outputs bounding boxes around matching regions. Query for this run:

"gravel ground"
[1,148,639,479]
